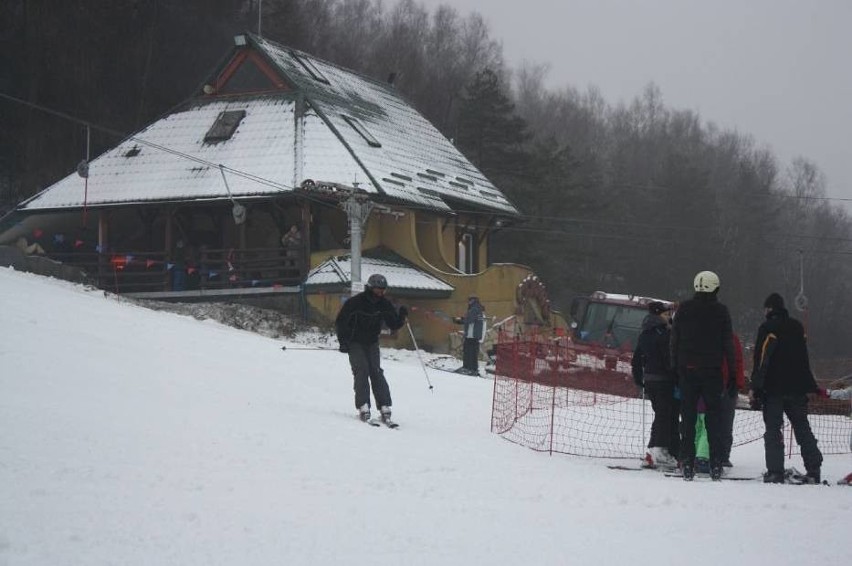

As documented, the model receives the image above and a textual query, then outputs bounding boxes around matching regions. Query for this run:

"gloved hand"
[338,343,349,353]
[453,316,463,324]
[398,306,408,320]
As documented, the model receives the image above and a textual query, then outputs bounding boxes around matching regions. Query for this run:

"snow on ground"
[0,267,849,566]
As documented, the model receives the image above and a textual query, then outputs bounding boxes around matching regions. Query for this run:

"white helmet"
[693,271,720,292]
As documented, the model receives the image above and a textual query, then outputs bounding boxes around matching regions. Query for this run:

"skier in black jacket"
[335,273,408,424]
[632,301,679,468]
[670,270,737,481]
[750,292,823,483]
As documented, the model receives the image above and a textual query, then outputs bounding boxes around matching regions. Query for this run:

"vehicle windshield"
[576,302,648,349]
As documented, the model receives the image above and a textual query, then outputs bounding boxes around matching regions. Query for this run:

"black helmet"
[366,273,388,290]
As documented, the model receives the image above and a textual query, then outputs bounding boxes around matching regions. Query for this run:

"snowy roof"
[305,254,454,296]
[19,34,519,217]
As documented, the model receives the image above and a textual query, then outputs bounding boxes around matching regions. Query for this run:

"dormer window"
[292,52,329,84]
[342,115,381,148]
[204,110,246,144]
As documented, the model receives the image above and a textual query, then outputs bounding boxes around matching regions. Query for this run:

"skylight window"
[204,110,246,144]
[292,52,329,84]
[342,115,381,148]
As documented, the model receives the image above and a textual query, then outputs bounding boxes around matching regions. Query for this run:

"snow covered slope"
[0,267,849,565]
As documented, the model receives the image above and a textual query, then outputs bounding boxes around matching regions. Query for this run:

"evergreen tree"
[455,69,530,188]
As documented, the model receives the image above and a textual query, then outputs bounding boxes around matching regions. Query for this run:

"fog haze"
[413,0,852,210]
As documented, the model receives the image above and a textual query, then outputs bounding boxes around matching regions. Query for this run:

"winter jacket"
[670,292,736,374]
[631,314,675,387]
[751,307,818,396]
[335,290,406,347]
[455,298,485,341]
[722,334,746,392]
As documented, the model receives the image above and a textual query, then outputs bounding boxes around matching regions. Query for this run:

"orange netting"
[490,334,851,459]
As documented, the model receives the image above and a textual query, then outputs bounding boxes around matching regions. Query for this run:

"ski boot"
[710,463,723,481]
[763,470,785,484]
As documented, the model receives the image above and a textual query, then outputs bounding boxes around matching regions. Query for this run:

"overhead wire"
[2,90,851,256]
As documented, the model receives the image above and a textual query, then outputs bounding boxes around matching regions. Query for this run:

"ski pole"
[405,321,434,391]
[280,345,337,351]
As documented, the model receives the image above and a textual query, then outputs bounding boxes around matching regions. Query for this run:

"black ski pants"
[462,338,480,373]
[679,367,723,466]
[719,389,738,462]
[762,394,823,474]
[348,342,392,410]
[645,380,681,459]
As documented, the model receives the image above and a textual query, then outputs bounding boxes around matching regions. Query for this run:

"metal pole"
[405,321,434,391]
[350,199,362,295]
[342,194,372,296]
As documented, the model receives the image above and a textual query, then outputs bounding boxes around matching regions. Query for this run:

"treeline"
[1,0,850,356]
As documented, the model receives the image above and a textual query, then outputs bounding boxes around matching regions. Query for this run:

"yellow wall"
[306,207,565,354]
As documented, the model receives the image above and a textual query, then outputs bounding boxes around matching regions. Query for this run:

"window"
[457,232,475,274]
[577,303,647,349]
[342,115,381,148]
[292,52,329,84]
[204,110,246,144]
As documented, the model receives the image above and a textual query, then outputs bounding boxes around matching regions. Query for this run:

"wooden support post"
[300,199,311,279]
[97,211,109,288]
[164,210,173,290]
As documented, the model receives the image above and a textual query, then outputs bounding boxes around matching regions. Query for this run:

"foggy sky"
[412,0,852,212]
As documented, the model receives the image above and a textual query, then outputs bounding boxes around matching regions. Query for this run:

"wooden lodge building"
[0,33,564,353]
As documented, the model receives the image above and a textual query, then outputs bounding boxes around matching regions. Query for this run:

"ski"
[663,472,758,481]
[378,417,399,429]
[607,464,679,473]
[359,416,380,427]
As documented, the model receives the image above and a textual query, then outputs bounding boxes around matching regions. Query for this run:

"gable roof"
[305,251,454,298]
[17,33,519,218]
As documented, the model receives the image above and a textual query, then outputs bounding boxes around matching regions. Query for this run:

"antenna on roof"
[257,0,263,37]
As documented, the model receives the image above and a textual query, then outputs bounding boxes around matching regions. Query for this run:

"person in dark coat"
[453,296,485,376]
[335,273,407,423]
[632,301,680,468]
[670,270,737,481]
[750,292,823,484]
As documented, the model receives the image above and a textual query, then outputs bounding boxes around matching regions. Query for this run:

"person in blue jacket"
[454,296,485,376]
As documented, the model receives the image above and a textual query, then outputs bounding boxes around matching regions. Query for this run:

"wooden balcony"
[47,246,305,296]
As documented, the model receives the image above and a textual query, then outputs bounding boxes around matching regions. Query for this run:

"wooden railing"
[48,246,305,294]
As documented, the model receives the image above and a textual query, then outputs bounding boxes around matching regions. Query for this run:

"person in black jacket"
[670,270,737,481]
[632,301,679,468]
[335,273,408,423]
[750,292,823,484]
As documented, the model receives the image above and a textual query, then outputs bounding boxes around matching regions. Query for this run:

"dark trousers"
[762,394,823,474]
[348,342,392,410]
[679,367,723,466]
[645,381,681,458]
[462,338,479,373]
[719,389,737,461]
